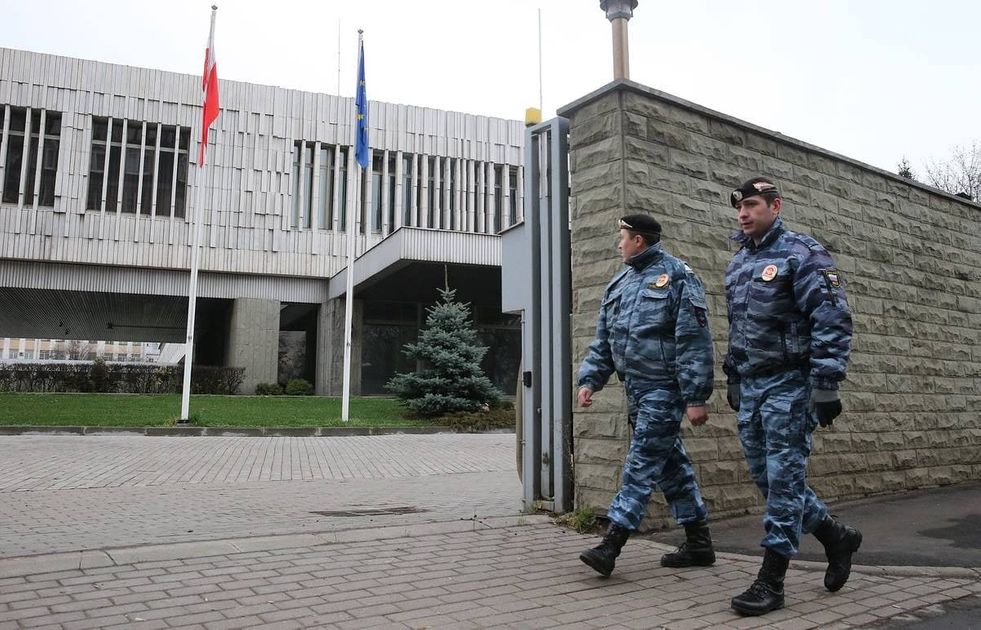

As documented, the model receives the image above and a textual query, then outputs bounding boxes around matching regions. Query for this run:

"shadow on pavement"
[647,480,981,568]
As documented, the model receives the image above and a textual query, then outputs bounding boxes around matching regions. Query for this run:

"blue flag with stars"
[355,38,369,169]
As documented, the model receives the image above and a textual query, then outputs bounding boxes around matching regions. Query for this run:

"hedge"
[0,362,245,395]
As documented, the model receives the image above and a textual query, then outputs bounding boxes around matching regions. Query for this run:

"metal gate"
[501,117,572,513]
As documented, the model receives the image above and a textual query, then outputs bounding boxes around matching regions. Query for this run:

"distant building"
[1,338,161,364]
[0,48,523,395]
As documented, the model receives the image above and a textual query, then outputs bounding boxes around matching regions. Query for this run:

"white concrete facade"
[0,47,524,394]
[0,47,524,283]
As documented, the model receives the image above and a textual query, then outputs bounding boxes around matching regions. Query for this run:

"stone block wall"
[559,81,981,529]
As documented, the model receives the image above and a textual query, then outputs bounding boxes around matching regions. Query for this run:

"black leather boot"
[731,549,789,616]
[660,520,716,567]
[579,523,630,577]
[814,515,862,592]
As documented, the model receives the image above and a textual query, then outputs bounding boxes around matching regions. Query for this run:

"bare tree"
[66,340,92,360]
[924,141,981,201]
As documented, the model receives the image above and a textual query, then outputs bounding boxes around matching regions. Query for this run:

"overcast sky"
[3,0,978,175]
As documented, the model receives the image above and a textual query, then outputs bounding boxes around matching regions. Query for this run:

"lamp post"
[600,0,638,80]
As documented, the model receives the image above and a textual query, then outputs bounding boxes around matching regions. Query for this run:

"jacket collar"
[731,217,785,252]
[626,241,663,270]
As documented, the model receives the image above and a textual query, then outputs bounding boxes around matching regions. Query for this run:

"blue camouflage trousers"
[738,370,829,558]
[607,383,708,531]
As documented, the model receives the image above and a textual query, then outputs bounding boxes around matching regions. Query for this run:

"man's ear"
[771,197,782,215]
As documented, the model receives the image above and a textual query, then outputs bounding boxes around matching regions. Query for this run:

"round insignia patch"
[761,264,778,282]
[654,274,670,288]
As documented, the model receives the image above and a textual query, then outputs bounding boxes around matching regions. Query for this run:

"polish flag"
[199,6,220,166]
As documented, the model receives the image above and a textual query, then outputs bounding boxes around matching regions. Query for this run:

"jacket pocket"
[602,292,621,326]
[638,288,672,326]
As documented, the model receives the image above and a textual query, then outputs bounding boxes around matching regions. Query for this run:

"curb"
[639,540,981,579]
[0,425,515,437]
[0,514,554,579]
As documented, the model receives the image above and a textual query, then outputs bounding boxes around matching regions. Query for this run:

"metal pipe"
[600,0,638,81]
[611,17,629,80]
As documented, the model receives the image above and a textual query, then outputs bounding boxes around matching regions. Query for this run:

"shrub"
[190,366,245,395]
[0,362,244,395]
[284,378,313,396]
[255,382,283,396]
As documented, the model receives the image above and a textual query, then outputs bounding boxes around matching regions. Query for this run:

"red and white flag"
[199,6,220,166]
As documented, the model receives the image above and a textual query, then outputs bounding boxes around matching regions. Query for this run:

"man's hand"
[578,386,594,408]
[811,389,842,427]
[726,382,741,411]
[686,404,708,426]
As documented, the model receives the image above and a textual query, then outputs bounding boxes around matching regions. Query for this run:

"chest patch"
[651,274,670,289]
[761,264,778,282]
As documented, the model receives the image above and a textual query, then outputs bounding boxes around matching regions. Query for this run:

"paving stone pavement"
[0,434,978,629]
[0,435,520,557]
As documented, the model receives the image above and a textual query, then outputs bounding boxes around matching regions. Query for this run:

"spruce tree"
[386,288,502,417]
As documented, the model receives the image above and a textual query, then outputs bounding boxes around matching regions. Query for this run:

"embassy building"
[0,47,525,395]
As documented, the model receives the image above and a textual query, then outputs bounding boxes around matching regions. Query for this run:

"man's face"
[735,195,781,241]
[617,228,646,262]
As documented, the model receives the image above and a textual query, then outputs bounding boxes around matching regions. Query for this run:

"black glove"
[726,382,741,411]
[811,389,842,427]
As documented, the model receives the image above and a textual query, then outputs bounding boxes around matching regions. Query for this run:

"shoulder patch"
[822,268,842,288]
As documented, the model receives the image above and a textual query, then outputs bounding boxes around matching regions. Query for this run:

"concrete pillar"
[227,297,280,395]
[315,297,363,396]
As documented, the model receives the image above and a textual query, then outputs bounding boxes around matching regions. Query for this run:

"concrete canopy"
[328,227,501,300]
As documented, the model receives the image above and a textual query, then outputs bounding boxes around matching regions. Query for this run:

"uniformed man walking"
[723,177,863,616]
[577,214,715,577]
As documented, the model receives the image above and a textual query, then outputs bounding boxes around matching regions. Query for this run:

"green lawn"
[0,393,428,428]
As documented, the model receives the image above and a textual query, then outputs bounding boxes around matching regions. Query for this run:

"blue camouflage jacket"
[578,243,714,405]
[723,217,852,390]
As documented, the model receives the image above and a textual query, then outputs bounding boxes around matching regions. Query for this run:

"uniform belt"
[749,362,808,378]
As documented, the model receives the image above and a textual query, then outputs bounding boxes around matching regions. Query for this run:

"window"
[508,165,518,226]
[359,163,368,234]
[338,147,348,231]
[291,142,302,227]
[323,147,335,228]
[87,117,189,217]
[448,159,457,230]
[416,158,424,227]
[371,154,383,233]
[290,141,315,229]
[494,165,503,233]
[401,154,412,226]
[387,154,396,229]
[474,162,483,231]
[427,156,436,228]
[2,106,62,206]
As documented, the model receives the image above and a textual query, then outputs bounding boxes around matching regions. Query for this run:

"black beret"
[730,177,780,207]
[618,214,662,237]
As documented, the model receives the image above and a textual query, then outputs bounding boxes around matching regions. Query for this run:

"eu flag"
[355,38,369,169]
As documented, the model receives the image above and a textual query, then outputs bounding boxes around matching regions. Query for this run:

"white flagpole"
[342,31,364,423]
[180,6,218,422]
[179,164,206,421]
[341,162,357,422]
